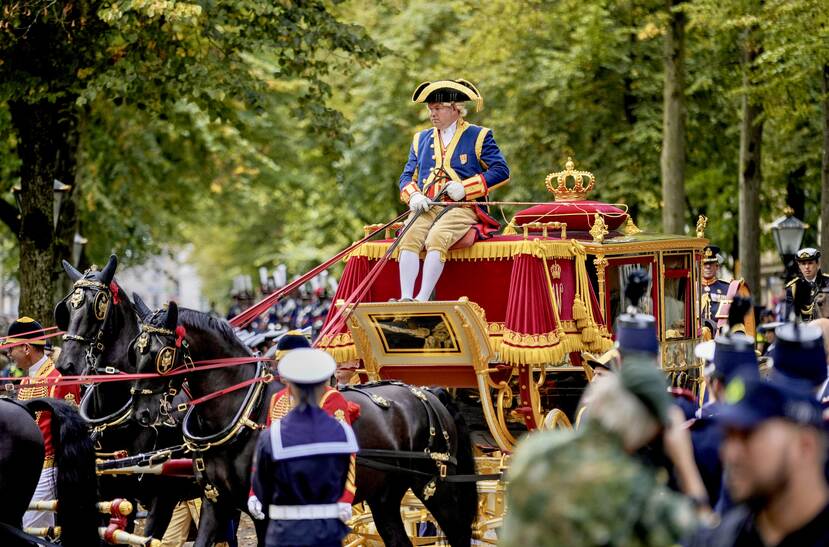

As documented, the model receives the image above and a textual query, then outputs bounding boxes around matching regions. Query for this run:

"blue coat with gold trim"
[398,121,509,204]
[701,279,731,322]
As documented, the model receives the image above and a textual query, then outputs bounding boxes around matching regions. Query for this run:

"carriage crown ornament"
[544,157,596,201]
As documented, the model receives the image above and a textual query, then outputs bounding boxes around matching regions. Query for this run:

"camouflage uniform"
[501,422,696,547]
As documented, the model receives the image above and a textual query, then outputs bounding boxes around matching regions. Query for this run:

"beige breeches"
[397,207,478,259]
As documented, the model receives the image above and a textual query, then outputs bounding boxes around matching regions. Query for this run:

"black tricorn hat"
[412,79,483,112]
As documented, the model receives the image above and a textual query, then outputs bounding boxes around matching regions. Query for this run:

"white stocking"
[399,250,421,300]
[416,250,444,302]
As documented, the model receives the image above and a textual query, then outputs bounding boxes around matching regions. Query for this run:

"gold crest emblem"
[136,332,150,354]
[550,262,562,280]
[94,292,110,320]
[156,346,177,375]
[334,409,346,422]
[460,153,468,164]
[70,288,84,309]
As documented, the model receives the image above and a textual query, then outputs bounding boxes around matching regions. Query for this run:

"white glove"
[247,495,265,520]
[408,192,430,213]
[445,181,466,201]
[337,502,353,523]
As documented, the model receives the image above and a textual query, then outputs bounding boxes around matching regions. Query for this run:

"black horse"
[130,301,478,547]
[130,299,274,546]
[0,398,98,547]
[54,255,201,541]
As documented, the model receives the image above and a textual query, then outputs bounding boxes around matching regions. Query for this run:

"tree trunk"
[738,30,763,303]
[661,0,686,235]
[9,98,77,324]
[821,64,829,272]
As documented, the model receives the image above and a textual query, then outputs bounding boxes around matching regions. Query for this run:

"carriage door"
[659,252,699,392]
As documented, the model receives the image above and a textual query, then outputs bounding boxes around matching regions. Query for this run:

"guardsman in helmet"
[248,332,359,524]
[251,349,359,547]
[2,316,81,531]
[785,247,829,321]
[396,79,510,302]
[700,245,755,337]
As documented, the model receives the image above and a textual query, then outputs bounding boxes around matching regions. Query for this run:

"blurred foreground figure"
[501,361,698,546]
[689,376,829,546]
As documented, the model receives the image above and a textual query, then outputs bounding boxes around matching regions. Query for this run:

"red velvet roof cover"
[512,200,628,231]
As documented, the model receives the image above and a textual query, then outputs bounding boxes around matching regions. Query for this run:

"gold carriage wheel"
[542,408,573,430]
[575,405,588,429]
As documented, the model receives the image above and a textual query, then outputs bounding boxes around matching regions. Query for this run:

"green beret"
[619,356,671,426]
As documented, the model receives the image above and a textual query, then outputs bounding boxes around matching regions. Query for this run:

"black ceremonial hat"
[3,316,48,346]
[412,79,484,112]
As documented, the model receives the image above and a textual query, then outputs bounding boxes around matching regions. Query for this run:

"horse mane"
[176,308,250,353]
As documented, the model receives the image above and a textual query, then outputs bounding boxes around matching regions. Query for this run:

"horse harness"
[79,384,134,448]
[56,277,119,376]
[340,381,501,495]
[128,320,196,424]
[129,320,272,501]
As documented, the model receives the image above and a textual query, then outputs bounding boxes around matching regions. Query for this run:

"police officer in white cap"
[251,349,358,546]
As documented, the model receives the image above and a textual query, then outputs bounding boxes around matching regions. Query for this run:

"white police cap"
[694,340,716,363]
[277,348,336,385]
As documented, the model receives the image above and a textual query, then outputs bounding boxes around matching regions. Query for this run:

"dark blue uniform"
[252,404,358,546]
[701,279,731,323]
[689,403,724,507]
[785,272,829,321]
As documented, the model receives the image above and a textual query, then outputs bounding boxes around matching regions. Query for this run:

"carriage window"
[607,261,654,331]
[664,254,691,339]
[368,313,462,354]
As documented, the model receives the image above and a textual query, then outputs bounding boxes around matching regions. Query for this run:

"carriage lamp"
[10,180,72,229]
[770,207,807,282]
[72,232,88,265]
[11,185,21,219]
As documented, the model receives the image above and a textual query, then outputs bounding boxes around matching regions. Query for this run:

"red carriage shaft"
[229,210,409,328]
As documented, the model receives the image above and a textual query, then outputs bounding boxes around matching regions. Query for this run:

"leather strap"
[715,279,743,323]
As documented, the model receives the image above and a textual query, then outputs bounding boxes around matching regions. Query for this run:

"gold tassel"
[502,218,517,236]
[572,298,587,320]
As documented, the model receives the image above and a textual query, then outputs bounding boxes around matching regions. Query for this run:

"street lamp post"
[770,207,808,283]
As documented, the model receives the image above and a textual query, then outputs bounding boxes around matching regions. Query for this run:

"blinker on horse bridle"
[61,278,116,376]
[129,321,193,424]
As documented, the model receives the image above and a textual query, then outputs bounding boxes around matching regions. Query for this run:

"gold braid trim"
[498,328,612,366]
[315,332,358,363]
[141,325,175,335]
[345,238,577,263]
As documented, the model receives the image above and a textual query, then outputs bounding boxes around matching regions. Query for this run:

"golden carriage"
[318,159,708,543]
